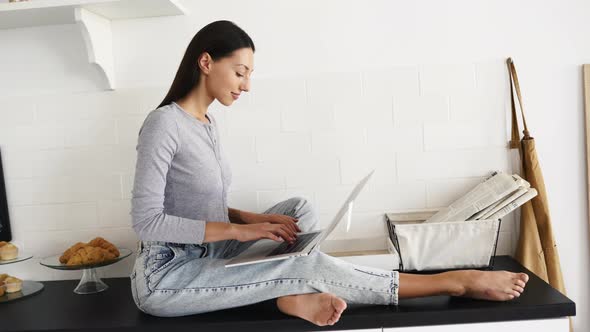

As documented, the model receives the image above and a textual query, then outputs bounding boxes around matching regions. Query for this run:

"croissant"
[66,246,117,266]
[59,242,87,264]
[88,237,120,257]
[60,237,120,266]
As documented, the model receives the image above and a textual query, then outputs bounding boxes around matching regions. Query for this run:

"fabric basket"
[387,218,502,272]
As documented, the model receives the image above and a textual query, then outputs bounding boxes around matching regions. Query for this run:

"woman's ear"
[198,52,212,75]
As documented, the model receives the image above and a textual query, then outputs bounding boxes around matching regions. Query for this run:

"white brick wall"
[0,60,515,281]
[419,64,477,96]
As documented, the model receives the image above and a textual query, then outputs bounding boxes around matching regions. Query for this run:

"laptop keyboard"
[266,232,320,257]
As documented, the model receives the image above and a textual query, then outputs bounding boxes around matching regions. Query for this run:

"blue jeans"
[130,197,400,317]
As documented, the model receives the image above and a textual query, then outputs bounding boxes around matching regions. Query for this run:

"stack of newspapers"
[424,171,538,223]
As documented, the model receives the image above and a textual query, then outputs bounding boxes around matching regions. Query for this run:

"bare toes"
[329,314,340,325]
[514,279,526,288]
[519,273,529,283]
[332,297,347,314]
[513,285,524,293]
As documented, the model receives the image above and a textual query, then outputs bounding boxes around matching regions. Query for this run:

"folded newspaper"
[422,171,538,223]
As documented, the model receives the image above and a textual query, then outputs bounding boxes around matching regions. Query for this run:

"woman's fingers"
[263,223,289,242]
[284,220,298,234]
[283,223,298,239]
[292,218,302,232]
[264,214,302,233]
[280,223,297,241]
[281,216,301,233]
[272,222,296,239]
[273,227,294,243]
[256,222,299,243]
[274,217,295,234]
[266,231,282,242]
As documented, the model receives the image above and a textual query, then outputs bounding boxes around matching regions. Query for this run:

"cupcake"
[0,242,18,260]
[4,276,22,293]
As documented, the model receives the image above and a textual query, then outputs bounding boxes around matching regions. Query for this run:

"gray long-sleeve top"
[131,102,232,244]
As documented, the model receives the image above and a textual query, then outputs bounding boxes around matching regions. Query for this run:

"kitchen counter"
[0,256,576,332]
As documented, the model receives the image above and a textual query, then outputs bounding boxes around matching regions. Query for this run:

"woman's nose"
[240,78,251,92]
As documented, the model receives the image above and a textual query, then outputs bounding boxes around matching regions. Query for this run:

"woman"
[130,20,529,327]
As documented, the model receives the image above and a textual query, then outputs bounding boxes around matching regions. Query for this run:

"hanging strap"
[507,57,531,149]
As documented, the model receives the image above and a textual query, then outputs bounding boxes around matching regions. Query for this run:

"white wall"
[0,0,588,330]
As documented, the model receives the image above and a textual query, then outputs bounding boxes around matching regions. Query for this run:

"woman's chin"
[218,98,234,107]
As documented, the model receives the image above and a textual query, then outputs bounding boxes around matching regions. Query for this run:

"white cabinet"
[382,317,569,331]
[309,317,569,331]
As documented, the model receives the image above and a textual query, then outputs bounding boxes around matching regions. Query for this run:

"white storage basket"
[387,218,502,272]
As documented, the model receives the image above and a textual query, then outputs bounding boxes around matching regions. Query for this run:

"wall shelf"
[0,0,188,90]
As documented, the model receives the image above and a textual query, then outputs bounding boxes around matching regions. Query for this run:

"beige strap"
[509,71,521,149]
[507,58,531,150]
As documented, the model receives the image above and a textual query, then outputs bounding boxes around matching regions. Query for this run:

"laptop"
[225,170,374,267]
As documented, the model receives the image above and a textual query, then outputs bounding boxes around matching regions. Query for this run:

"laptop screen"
[316,170,373,244]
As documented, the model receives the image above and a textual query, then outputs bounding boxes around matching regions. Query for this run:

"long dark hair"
[157,20,255,108]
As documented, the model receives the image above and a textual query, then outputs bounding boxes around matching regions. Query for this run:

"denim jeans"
[130,197,399,317]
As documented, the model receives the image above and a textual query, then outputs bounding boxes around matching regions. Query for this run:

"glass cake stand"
[0,252,45,303]
[0,253,32,265]
[40,248,132,295]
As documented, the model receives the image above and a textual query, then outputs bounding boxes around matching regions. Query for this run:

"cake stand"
[0,252,44,303]
[40,248,131,294]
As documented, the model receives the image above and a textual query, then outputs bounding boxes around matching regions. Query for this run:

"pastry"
[0,274,22,295]
[60,237,120,266]
[4,276,22,293]
[65,246,116,266]
[59,242,86,264]
[88,237,120,257]
[0,242,18,261]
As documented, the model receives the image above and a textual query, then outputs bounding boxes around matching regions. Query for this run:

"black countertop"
[0,256,576,332]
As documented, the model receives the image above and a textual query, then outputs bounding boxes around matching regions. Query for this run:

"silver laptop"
[225,170,374,267]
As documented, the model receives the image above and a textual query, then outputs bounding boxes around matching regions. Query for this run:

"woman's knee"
[289,197,320,232]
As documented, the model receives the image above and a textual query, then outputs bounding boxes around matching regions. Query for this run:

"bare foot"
[276,293,347,326]
[447,270,530,301]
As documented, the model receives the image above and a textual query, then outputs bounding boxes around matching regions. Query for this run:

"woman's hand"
[233,222,299,244]
[248,213,302,233]
[229,208,302,234]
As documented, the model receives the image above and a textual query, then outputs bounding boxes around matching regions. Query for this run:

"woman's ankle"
[436,271,469,297]
[277,295,296,310]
